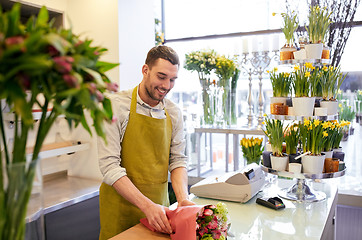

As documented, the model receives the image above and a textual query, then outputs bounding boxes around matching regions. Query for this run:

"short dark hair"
[145,45,179,69]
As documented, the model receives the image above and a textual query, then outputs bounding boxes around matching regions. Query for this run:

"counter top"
[26,174,101,222]
[112,178,338,240]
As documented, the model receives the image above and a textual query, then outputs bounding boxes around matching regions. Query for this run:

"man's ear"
[142,64,149,75]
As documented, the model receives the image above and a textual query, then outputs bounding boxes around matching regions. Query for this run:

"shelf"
[269,114,338,121]
[26,141,90,161]
[3,111,65,122]
[279,59,331,65]
[261,164,346,180]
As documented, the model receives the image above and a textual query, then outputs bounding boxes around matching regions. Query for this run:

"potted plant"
[338,101,355,140]
[284,123,300,163]
[268,67,292,115]
[215,54,237,126]
[299,119,328,174]
[262,115,288,171]
[240,137,264,165]
[273,12,299,61]
[320,65,347,115]
[321,121,334,159]
[0,4,118,240]
[184,49,217,125]
[331,120,350,161]
[291,63,315,116]
[305,5,332,59]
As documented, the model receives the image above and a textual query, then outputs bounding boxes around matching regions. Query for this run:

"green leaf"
[36,6,49,27]
[43,33,71,55]
[82,67,106,87]
[80,113,92,136]
[7,3,22,37]
[96,61,119,73]
[102,98,113,120]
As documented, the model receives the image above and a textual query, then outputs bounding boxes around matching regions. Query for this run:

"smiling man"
[97,46,194,240]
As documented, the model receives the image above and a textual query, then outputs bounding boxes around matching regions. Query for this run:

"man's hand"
[179,199,195,207]
[143,202,172,234]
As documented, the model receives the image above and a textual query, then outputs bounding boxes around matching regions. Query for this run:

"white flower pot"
[270,97,287,105]
[320,101,339,115]
[288,106,295,116]
[322,150,333,159]
[292,97,315,116]
[301,154,326,174]
[305,43,323,59]
[314,107,327,116]
[293,49,307,60]
[270,153,288,171]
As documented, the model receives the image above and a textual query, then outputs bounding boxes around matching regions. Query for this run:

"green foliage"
[280,12,299,46]
[284,124,299,155]
[306,5,332,43]
[299,119,327,155]
[240,137,264,164]
[0,4,119,240]
[268,67,292,97]
[262,116,286,156]
[292,62,315,97]
[338,101,355,122]
[320,66,347,100]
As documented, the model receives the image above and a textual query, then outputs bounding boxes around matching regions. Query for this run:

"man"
[97,45,194,240]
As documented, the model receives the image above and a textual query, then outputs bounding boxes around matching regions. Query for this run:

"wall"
[118,0,155,90]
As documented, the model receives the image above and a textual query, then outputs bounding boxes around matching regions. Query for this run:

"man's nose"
[161,79,171,90]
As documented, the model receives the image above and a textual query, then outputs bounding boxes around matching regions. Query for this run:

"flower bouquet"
[184,50,217,125]
[141,203,229,240]
[240,137,264,164]
[0,4,118,240]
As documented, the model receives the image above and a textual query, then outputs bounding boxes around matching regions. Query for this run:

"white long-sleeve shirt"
[97,87,188,186]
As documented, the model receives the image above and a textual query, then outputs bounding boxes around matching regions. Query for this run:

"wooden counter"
[110,223,170,240]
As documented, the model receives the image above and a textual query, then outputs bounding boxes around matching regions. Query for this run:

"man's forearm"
[170,167,189,203]
[112,176,153,213]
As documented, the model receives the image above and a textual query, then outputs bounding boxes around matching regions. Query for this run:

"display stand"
[261,165,346,202]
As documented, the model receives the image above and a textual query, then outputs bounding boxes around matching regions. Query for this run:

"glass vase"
[199,79,214,126]
[1,158,44,240]
[215,78,231,127]
[230,86,237,126]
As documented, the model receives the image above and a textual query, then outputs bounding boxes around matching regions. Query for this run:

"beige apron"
[99,87,172,240]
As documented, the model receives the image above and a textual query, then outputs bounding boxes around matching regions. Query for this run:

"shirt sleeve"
[167,100,188,172]
[97,92,130,186]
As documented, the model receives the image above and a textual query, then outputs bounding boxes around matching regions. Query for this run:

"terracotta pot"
[280,45,297,61]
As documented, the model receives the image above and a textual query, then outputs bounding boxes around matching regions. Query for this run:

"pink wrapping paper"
[140,205,204,240]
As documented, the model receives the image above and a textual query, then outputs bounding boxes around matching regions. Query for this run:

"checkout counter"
[112,176,337,240]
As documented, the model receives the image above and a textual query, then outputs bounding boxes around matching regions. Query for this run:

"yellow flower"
[322,121,330,129]
[283,72,290,77]
[294,65,300,71]
[272,12,276,16]
[263,113,267,117]
[304,119,310,126]
[273,67,278,72]
[305,72,311,77]
[323,131,328,137]
[314,119,321,127]
[323,66,328,71]
[305,62,314,69]
[266,70,270,73]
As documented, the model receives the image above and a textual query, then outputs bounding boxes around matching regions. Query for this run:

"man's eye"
[158,76,166,80]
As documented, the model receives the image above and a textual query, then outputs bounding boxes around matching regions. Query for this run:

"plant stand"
[278,178,326,202]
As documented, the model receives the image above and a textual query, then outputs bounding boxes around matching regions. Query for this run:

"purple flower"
[63,74,79,88]
[95,90,104,102]
[53,56,74,74]
[5,36,24,47]
[48,45,60,57]
[106,82,119,92]
[87,82,97,94]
